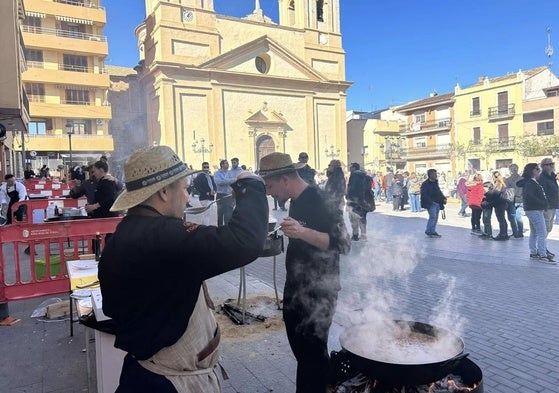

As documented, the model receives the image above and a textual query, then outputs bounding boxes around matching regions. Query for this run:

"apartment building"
[453,66,559,172]
[396,92,455,175]
[0,0,30,179]
[21,0,112,176]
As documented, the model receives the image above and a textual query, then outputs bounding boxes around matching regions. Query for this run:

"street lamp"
[192,137,213,162]
[324,145,340,159]
[66,121,74,173]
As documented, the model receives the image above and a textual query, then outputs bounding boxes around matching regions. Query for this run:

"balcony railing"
[26,61,107,74]
[60,99,91,105]
[470,109,481,117]
[28,95,46,103]
[488,136,516,150]
[488,104,515,119]
[402,144,451,158]
[400,118,452,133]
[53,0,105,10]
[22,25,107,42]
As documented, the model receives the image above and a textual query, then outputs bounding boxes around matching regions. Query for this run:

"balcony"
[470,109,481,117]
[400,118,452,135]
[29,101,111,119]
[22,26,108,56]
[24,65,109,88]
[401,144,450,160]
[53,0,105,10]
[25,0,105,24]
[488,136,516,151]
[488,104,515,120]
[26,133,114,152]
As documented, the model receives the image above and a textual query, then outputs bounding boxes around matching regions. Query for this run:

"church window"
[255,56,269,74]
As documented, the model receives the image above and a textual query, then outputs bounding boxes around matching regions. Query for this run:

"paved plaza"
[1,197,558,393]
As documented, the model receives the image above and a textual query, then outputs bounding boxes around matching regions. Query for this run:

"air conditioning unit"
[96,119,104,125]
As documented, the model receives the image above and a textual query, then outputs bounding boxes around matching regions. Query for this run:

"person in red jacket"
[466,173,484,235]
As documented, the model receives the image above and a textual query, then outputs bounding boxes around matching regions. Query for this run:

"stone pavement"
[1,197,558,393]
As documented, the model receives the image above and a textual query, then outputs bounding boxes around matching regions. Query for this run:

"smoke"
[336,230,467,357]
[427,272,466,337]
[337,233,424,326]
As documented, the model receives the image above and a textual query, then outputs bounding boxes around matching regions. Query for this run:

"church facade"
[135,0,350,171]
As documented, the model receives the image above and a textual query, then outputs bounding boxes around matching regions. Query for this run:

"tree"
[446,141,470,173]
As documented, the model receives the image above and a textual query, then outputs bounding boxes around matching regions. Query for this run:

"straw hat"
[111,146,199,211]
[258,152,305,178]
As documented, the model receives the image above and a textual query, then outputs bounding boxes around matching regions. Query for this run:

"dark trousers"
[216,193,234,227]
[116,353,176,393]
[482,207,493,236]
[470,207,482,230]
[283,288,338,393]
[392,195,402,211]
[494,202,508,236]
[506,202,520,236]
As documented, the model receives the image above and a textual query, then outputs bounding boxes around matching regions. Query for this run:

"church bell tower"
[278,0,340,34]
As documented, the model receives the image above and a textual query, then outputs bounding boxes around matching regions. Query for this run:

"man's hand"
[280,217,306,239]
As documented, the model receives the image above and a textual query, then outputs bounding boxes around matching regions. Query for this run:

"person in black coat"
[538,157,559,238]
[99,146,268,392]
[420,169,447,238]
[517,163,555,263]
[192,162,216,203]
[324,159,346,214]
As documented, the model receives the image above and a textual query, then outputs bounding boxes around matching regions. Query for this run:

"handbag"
[500,188,515,203]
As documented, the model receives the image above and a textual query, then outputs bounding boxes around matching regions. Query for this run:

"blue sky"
[104,0,559,111]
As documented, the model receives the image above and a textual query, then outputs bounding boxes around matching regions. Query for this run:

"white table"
[66,260,125,393]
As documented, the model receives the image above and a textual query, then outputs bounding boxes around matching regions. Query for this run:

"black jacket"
[537,171,559,209]
[99,178,268,360]
[517,177,548,211]
[193,172,217,201]
[420,179,446,209]
[297,165,316,185]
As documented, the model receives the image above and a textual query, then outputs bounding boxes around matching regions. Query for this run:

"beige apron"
[138,283,223,392]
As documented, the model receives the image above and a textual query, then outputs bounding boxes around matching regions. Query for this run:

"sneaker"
[513,234,524,239]
[430,232,442,238]
[493,234,509,241]
[351,235,359,241]
[546,249,555,258]
[535,254,557,264]
[478,233,492,239]
[530,253,539,259]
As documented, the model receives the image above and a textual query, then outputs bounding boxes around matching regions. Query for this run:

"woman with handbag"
[517,163,555,263]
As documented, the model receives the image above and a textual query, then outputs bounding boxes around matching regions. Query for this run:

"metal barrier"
[0,217,122,303]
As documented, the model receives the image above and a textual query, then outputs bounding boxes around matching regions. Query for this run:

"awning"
[26,11,45,18]
[55,15,93,25]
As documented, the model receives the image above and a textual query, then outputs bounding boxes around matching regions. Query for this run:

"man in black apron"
[1,174,27,225]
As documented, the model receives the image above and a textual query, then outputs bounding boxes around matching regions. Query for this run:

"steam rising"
[335,230,467,362]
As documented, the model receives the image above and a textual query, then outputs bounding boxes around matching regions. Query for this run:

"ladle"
[184,194,232,215]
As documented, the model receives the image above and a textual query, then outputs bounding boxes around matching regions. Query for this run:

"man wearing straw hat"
[259,152,350,393]
[98,145,268,392]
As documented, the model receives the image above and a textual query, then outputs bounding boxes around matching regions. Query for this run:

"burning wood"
[333,373,479,393]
